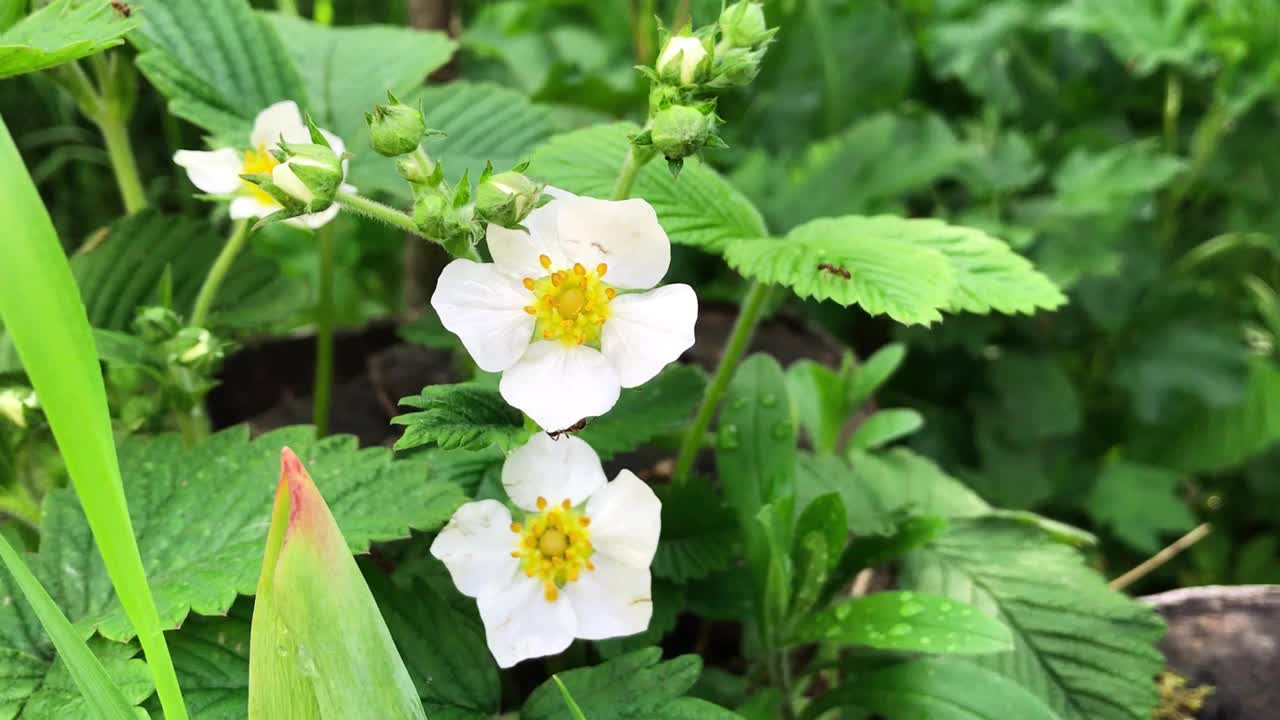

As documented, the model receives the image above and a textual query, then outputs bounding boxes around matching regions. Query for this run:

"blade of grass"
[553,676,588,720]
[0,113,189,720]
[0,534,139,720]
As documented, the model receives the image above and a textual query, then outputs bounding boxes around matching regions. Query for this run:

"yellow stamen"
[580,516,591,527]
[539,254,552,269]
[524,306,537,315]
[523,277,536,291]
[523,258,616,347]
[573,263,586,276]
[536,496,548,510]
[544,584,559,602]
[597,263,608,277]
[510,522,522,533]
[240,144,280,205]
[561,499,572,510]
[511,497,594,604]
[605,288,617,299]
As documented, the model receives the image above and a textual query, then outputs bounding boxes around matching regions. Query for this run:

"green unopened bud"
[273,143,343,207]
[709,45,769,88]
[165,327,225,373]
[0,387,37,429]
[133,306,182,343]
[719,1,769,48]
[656,35,711,86]
[649,105,718,160]
[474,171,545,229]
[367,92,427,157]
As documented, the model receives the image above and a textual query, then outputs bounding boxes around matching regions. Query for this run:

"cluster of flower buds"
[363,94,548,256]
[634,1,775,175]
[109,306,230,431]
[240,116,346,226]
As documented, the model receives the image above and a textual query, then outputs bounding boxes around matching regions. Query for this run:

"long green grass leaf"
[0,534,138,720]
[0,113,189,720]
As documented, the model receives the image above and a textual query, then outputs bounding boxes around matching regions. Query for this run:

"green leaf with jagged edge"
[132,0,307,145]
[0,0,138,80]
[1049,141,1186,217]
[802,658,1062,720]
[1,425,464,644]
[1138,357,1280,472]
[265,14,457,193]
[652,481,737,583]
[763,113,974,229]
[796,449,989,536]
[792,590,1013,655]
[369,564,499,720]
[724,218,954,326]
[0,537,154,720]
[1047,0,1208,77]
[1086,460,1196,553]
[577,364,706,459]
[901,519,1166,720]
[522,647,735,720]
[726,214,1064,323]
[70,210,306,332]
[527,122,769,253]
[392,383,527,452]
[147,606,252,720]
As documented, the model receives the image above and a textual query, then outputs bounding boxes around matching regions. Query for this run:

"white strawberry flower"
[430,188,698,431]
[173,100,355,229]
[431,433,660,668]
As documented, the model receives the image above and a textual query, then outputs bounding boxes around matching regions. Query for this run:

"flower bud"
[272,142,343,207]
[649,104,717,160]
[165,327,225,374]
[474,171,545,229]
[132,305,182,343]
[709,45,768,88]
[719,1,769,48]
[0,387,37,429]
[656,35,710,86]
[366,92,427,157]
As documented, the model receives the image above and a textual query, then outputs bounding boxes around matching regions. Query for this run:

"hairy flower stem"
[59,58,147,214]
[611,144,655,200]
[312,225,336,436]
[672,280,771,484]
[191,219,252,328]
[335,189,481,261]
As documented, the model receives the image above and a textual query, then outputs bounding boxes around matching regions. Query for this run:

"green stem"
[97,115,146,214]
[335,188,481,261]
[190,220,252,328]
[767,650,798,720]
[673,281,771,483]
[336,189,427,238]
[276,0,299,14]
[610,145,655,201]
[1163,69,1182,155]
[313,0,333,24]
[174,405,208,447]
[312,226,336,436]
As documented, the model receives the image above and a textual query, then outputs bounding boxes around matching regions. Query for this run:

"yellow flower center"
[242,144,280,206]
[510,496,595,602]
[523,255,616,346]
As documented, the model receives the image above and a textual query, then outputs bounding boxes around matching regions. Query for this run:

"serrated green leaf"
[797,449,989,536]
[152,609,252,720]
[724,218,955,326]
[1047,0,1207,76]
[0,535,150,720]
[1050,141,1186,216]
[368,568,499,719]
[792,591,1013,655]
[1086,460,1196,553]
[527,122,768,252]
[392,383,526,452]
[652,482,737,583]
[577,364,706,459]
[70,211,305,331]
[901,519,1166,720]
[265,14,456,193]
[848,408,923,451]
[765,113,973,229]
[1141,358,1280,472]
[924,3,1036,113]
[1110,317,1249,423]
[0,0,138,80]
[802,657,1062,720]
[132,0,307,145]
[23,426,464,643]
[521,648,718,720]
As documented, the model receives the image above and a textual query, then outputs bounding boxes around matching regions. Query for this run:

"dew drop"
[900,602,924,618]
[771,422,791,440]
[718,425,740,450]
[731,398,749,410]
[889,623,911,637]
[760,393,779,408]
